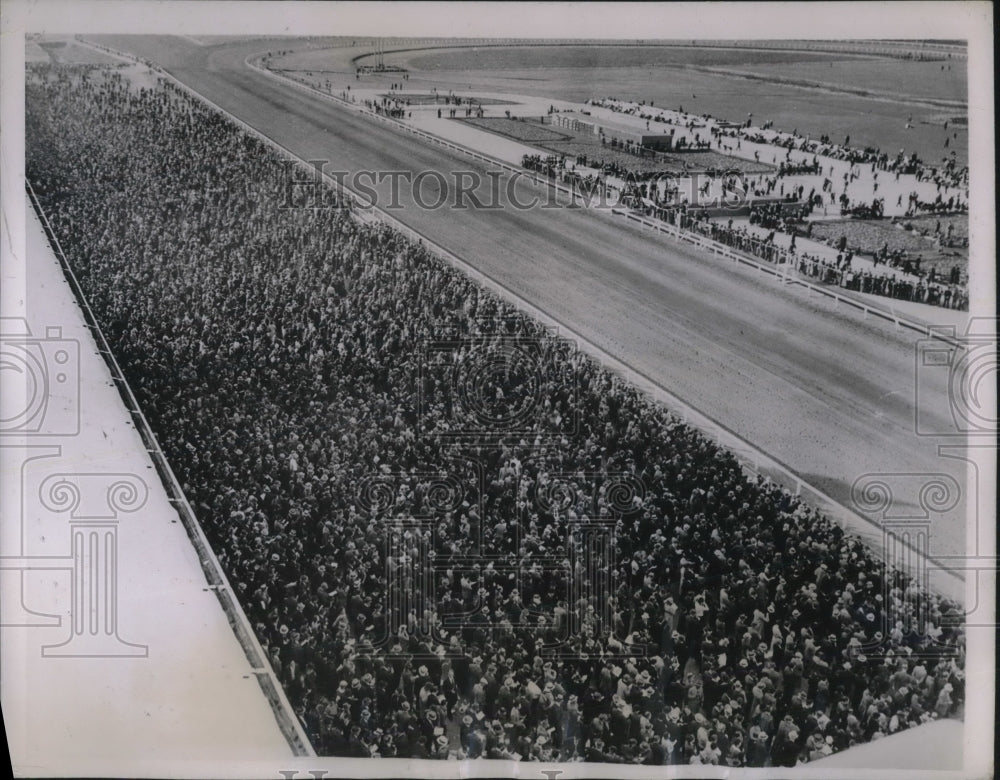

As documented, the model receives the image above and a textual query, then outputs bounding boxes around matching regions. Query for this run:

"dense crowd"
[28,64,965,766]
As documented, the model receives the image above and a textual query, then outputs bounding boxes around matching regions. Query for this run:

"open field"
[907,212,970,240]
[400,44,966,105]
[25,39,50,63]
[458,116,576,144]
[425,67,968,167]
[264,41,370,73]
[88,35,968,559]
[401,43,850,70]
[717,57,966,104]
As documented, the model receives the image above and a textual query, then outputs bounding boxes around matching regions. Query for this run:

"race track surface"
[89,36,969,559]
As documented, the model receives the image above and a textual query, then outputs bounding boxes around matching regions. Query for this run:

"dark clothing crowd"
[27,64,965,766]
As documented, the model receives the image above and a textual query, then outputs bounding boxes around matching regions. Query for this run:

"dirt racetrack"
[87,36,970,561]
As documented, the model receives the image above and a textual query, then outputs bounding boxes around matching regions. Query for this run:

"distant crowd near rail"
[522,143,968,311]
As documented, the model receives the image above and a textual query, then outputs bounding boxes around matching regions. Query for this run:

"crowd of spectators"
[27,64,965,766]
[524,105,969,312]
[524,151,670,184]
[364,95,410,119]
[633,204,968,310]
[590,95,967,189]
[585,96,969,219]
[748,202,803,231]
[776,159,822,177]
[716,127,968,194]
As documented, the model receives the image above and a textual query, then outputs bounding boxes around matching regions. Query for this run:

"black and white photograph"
[1,2,995,777]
